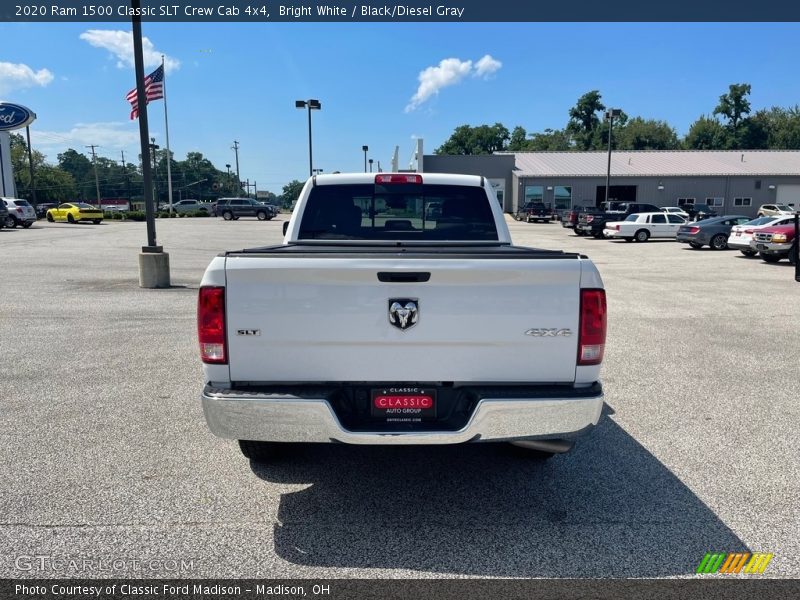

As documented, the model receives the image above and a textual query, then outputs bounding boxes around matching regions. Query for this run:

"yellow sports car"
[46,203,104,224]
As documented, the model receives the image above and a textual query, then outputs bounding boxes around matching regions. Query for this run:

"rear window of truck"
[298,184,499,241]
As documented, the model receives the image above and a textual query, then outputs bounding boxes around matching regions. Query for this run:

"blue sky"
[2,22,800,194]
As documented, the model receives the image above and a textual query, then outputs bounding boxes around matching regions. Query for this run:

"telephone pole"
[231,140,240,193]
[149,138,160,207]
[86,144,102,208]
[121,150,131,205]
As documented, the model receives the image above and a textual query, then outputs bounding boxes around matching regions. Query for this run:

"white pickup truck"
[198,173,606,462]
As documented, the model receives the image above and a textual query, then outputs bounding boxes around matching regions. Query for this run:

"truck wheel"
[222,211,234,221]
[256,211,267,220]
[740,249,758,257]
[634,229,650,242]
[710,234,727,250]
[238,440,283,462]
[760,253,782,263]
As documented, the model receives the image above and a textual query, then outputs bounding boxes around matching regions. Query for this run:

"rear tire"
[92,219,101,224]
[634,229,650,242]
[5,215,16,228]
[710,234,727,250]
[222,211,234,221]
[238,440,283,463]
[593,231,604,239]
[67,214,75,224]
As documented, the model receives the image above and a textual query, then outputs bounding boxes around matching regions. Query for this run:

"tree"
[57,149,95,200]
[281,180,304,208]
[684,115,730,149]
[507,126,530,151]
[567,90,606,150]
[714,83,752,136]
[434,123,510,155]
[616,117,680,150]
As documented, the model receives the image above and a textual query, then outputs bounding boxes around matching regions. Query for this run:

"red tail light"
[689,226,700,234]
[615,224,620,231]
[578,289,606,366]
[375,174,422,184]
[198,286,226,364]
[16,208,23,214]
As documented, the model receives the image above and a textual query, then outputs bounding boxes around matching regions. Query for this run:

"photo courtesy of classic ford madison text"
[1,5,799,598]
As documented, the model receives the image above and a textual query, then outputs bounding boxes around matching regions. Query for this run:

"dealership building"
[421,150,800,218]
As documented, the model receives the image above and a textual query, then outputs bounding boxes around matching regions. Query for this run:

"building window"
[524,185,544,202]
[553,186,572,210]
[734,197,752,207]
[706,197,724,207]
[755,180,762,190]
[677,198,695,206]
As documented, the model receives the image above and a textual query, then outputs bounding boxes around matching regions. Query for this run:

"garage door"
[776,185,800,207]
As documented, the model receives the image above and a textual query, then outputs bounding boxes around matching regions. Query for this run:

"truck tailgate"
[224,255,582,383]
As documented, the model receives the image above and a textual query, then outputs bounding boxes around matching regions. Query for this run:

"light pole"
[368,158,373,173]
[362,145,368,172]
[604,108,622,207]
[225,163,231,193]
[295,99,321,177]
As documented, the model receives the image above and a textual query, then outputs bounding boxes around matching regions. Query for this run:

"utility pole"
[149,138,160,207]
[86,144,102,209]
[254,180,257,200]
[121,150,131,207]
[231,140,240,193]
[25,126,37,209]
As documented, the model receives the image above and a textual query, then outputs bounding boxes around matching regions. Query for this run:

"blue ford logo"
[0,103,36,131]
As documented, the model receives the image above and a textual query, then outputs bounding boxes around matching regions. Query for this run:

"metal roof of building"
[499,150,800,177]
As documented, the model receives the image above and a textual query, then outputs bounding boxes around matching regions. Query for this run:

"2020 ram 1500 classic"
[198,173,607,462]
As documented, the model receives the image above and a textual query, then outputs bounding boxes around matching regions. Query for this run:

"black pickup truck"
[576,202,662,238]
[515,202,554,223]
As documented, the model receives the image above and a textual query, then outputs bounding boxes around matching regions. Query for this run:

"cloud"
[474,54,502,78]
[0,62,54,95]
[32,122,141,152]
[79,30,180,73]
[405,55,502,112]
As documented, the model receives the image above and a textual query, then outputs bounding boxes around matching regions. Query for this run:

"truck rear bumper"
[201,383,604,445]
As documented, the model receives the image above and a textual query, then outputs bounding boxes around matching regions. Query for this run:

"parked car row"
[557,205,798,265]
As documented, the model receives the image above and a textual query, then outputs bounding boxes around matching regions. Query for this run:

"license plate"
[734,232,741,236]
[757,244,767,250]
[371,388,436,421]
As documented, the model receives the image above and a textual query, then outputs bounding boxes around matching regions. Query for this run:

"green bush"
[188,210,210,217]
[126,211,146,221]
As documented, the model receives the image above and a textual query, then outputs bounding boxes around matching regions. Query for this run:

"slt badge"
[389,299,419,331]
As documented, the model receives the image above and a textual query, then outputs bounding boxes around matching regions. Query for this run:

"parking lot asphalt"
[1,216,798,579]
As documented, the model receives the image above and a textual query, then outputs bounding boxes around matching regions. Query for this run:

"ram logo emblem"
[388,299,419,331]
[525,328,572,337]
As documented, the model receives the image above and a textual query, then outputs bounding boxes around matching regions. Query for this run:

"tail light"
[375,174,422,184]
[16,208,23,214]
[689,226,700,234]
[198,286,226,364]
[586,215,594,223]
[578,289,606,366]
[615,224,620,231]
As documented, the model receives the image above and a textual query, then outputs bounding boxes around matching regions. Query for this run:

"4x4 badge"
[388,299,418,331]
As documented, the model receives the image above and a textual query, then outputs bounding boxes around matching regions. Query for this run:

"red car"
[751,222,798,263]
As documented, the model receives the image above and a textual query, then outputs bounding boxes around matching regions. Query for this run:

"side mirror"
[282,221,289,236]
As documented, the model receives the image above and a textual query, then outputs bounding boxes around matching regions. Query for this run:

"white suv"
[757,204,794,217]
[2,198,36,228]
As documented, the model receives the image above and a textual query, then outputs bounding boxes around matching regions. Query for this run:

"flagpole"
[162,55,174,215]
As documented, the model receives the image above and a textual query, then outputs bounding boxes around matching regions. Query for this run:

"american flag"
[126,65,164,120]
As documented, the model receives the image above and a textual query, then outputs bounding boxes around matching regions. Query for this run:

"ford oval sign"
[0,103,36,131]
